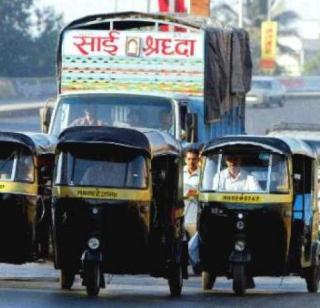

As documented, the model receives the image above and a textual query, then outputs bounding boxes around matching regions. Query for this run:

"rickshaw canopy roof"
[0,132,56,156]
[142,129,182,158]
[57,126,182,158]
[57,126,151,156]
[204,135,317,159]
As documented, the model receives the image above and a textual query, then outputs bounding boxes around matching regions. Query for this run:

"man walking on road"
[183,148,200,239]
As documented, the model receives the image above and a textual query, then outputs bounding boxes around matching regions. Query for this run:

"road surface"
[0,262,319,307]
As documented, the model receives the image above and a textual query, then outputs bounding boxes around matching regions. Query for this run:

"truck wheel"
[202,271,216,290]
[233,264,246,296]
[305,264,320,293]
[60,269,75,290]
[85,263,101,296]
[168,263,183,296]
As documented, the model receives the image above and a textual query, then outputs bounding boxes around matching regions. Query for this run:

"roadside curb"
[0,277,59,282]
[0,102,44,118]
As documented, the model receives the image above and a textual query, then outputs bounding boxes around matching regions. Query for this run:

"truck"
[41,11,252,144]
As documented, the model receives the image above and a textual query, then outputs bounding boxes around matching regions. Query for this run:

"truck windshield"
[55,149,148,189]
[201,152,289,193]
[50,94,174,136]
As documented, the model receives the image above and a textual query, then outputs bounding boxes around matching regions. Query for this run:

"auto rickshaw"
[52,126,186,296]
[0,132,55,263]
[198,135,320,295]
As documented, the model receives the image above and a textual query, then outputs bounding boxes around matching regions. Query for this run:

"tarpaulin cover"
[204,28,231,122]
[204,27,252,123]
[231,29,252,95]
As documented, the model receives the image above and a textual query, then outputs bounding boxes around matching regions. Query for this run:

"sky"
[36,0,320,23]
[36,0,157,23]
[36,0,320,38]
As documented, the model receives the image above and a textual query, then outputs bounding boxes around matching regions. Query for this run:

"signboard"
[260,21,278,71]
[61,30,204,96]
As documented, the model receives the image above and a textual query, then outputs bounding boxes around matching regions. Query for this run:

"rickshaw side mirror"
[293,173,302,191]
[185,113,198,143]
[294,173,301,181]
[40,165,52,183]
[40,98,55,133]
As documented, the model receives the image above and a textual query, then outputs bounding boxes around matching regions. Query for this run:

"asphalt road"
[0,262,320,308]
[245,97,320,135]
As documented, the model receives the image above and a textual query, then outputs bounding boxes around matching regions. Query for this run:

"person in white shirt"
[183,148,200,238]
[213,155,261,192]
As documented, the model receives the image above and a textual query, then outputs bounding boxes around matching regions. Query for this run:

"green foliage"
[0,0,63,77]
[304,52,320,74]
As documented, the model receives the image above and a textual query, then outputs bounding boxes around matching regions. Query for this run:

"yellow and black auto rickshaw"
[199,135,320,295]
[0,131,55,263]
[52,126,186,296]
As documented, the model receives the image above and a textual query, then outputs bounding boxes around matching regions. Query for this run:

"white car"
[246,76,286,108]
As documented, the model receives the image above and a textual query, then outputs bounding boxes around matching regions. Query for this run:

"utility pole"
[267,0,271,20]
[169,0,175,13]
[114,0,118,12]
[147,0,151,13]
[238,0,243,28]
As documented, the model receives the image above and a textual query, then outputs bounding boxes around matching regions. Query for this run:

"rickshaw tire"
[85,263,101,297]
[305,265,320,293]
[60,269,75,290]
[168,264,183,297]
[232,264,246,296]
[202,271,215,290]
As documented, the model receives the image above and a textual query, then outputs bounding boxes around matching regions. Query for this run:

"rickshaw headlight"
[235,240,245,252]
[88,237,100,250]
[236,220,245,230]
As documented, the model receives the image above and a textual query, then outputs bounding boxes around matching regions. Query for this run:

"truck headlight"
[235,240,245,252]
[88,237,100,250]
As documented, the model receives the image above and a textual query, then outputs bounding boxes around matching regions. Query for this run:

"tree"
[212,0,300,74]
[0,0,63,77]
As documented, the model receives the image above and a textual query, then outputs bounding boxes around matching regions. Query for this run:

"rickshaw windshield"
[0,148,15,181]
[201,152,289,193]
[0,147,34,183]
[55,148,148,189]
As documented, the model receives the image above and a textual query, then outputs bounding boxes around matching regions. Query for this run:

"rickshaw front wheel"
[202,271,215,290]
[305,265,320,293]
[85,263,101,297]
[60,269,75,290]
[168,263,183,296]
[232,264,246,296]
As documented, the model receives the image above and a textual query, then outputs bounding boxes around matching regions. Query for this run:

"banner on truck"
[61,29,204,96]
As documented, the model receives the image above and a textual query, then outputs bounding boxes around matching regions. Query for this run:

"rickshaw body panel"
[0,192,37,263]
[0,132,56,264]
[199,135,320,281]
[52,126,184,280]
[199,200,291,276]
[53,198,153,274]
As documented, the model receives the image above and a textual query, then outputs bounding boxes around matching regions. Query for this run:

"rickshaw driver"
[213,155,261,192]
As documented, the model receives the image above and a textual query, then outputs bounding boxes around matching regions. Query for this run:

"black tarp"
[230,28,252,95]
[204,28,231,122]
[204,27,252,123]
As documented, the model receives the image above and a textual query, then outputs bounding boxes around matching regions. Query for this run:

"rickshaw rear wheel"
[305,265,320,293]
[202,271,215,290]
[85,263,101,297]
[168,264,183,296]
[60,269,75,290]
[233,264,246,296]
